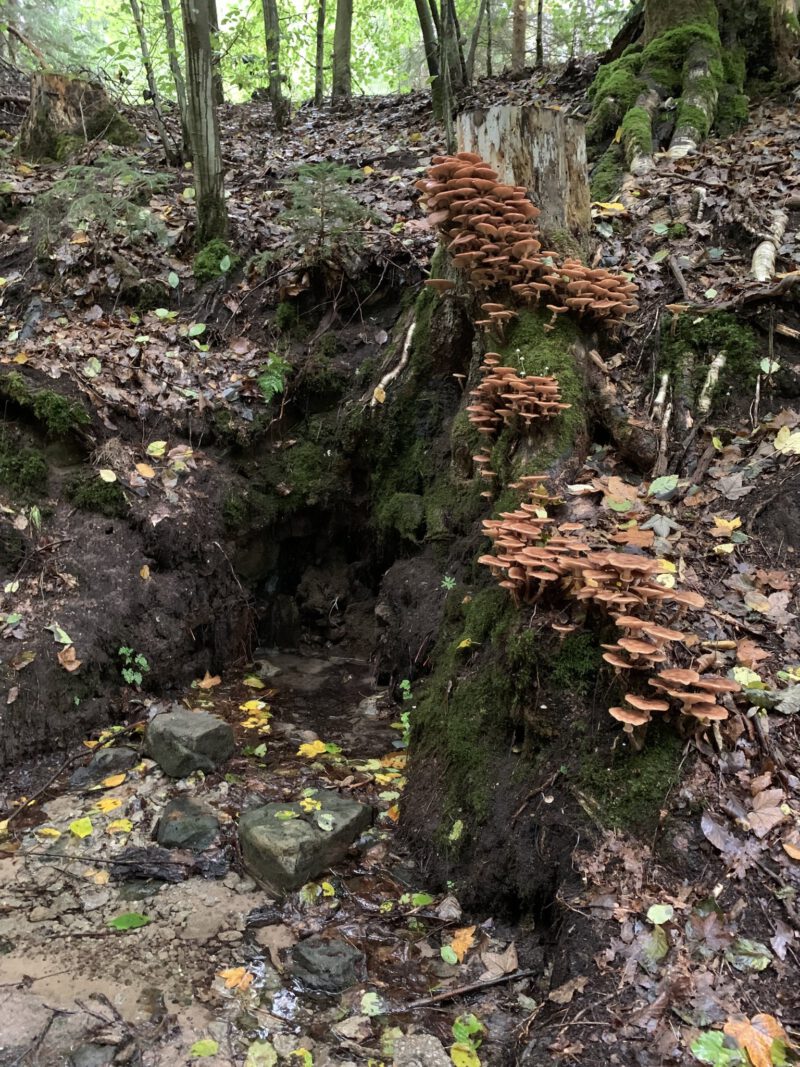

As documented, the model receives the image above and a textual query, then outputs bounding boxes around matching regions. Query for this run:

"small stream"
[0,652,534,1066]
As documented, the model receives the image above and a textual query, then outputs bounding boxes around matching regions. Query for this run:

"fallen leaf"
[146,440,167,458]
[107,817,133,834]
[724,1013,788,1067]
[140,565,150,580]
[196,671,221,690]
[450,925,477,963]
[69,817,93,838]
[479,941,518,980]
[243,675,265,689]
[93,796,122,814]
[108,912,150,931]
[189,1038,219,1058]
[297,740,326,758]
[217,966,254,991]
[548,975,588,1004]
[373,385,386,404]
[101,773,126,789]
[747,788,785,838]
[736,639,770,669]
[773,425,800,455]
[98,468,117,483]
[244,1040,277,1067]
[136,462,156,479]
[57,645,82,672]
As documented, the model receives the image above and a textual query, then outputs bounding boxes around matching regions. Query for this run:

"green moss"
[621,105,654,160]
[193,239,239,283]
[661,310,760,409]
[573,724,683,833]
[716,89,749,133]
[668,223,688,238]
[587,50,645,142]
[86,107,139,148]
[301,356,348,397]
[275,300,298,333]
[0,439,48,497]
[375,491,425,543]
[676,101,713,140]
[590,145,624,202]
[66,473,126,517]
[0,373,90,436]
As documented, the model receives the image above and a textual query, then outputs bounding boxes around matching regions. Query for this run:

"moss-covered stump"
[17,74,138,162]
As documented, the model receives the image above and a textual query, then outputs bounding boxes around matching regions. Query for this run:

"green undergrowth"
[661,311,760,408]
[0,373,90,436]
[590,144,624,202]
[0,437,48,498]
[66,473,127,517]
[193,239,240,283]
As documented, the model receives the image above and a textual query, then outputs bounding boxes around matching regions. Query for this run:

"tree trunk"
[207,0,225,104]
[128,0,178,163]
[331,0,353,101]
[535,0,544,66]
[486,0,492,75]
[456,104,592,236]
[262,0,290,128]
[772,0,800,79]
[466,0,487,82]
[160,0,191,156]
[446,0,468,85]
[439,0,465,96]
[415,0,443,116]
[180,0,227,243]
[314,0,326,105]
[511,0,527,72]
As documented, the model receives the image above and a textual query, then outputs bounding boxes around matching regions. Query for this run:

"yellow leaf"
[450,924,477,962]
[94,796,122,813]
[451,1043,481,1067]
[457,638,474,649]
[107,818,133,834]
[136,462,156,479]
[57,645,82,672]
[654,572,676,589]
[724,1014,788,1067]
[713,515,741,533]
[299,797,322,812]
[657,558,676,573]
[386,804,400,822]
[240,699,266,711]
[34,826,61,839]
[146,440,167,457]
[217,966,254,991]
[381,752,407,769]
[83,867,110,885]
[774,425,800,456]
[321,881,336,897]
[101,773,126,788]
[243,675,265,689]
[591,201,625,213]
[70,817,93,838]
[196,671,221,690]
[297,740,326,758]
[12,352,28,364]
[363,165,374,175]
[373,385,386,404]
[98,468,117,483]
[713,543,736,555]
[613,125,623,144]
[70,230,90,245]
[0,818,8,839]
[140,565,150,580]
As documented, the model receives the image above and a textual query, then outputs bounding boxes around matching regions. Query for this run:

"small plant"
[392,679,414,749]
[257,351,292,404]
[399,678,413,701]
[280,162,371,263]
[441,574,457,591]
[119,645,149,687]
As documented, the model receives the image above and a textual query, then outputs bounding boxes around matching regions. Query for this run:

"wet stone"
[238,792,372,893]
[290,935,364,993]
[146,709,234,778]
[156,796,220,851]
[393,1035,453,1067]
[69,746,138,790]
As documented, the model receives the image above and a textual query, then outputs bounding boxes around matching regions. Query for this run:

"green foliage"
[274,301,299,333]
[0,438,48,498]
[118,645,150,687]
[257,352,292,404]
[590,144,624,201]
[30,154,168,252]
[661,311,760,408]
[280,163,371,263]
[0,373,90,436]
[193,239,239,282]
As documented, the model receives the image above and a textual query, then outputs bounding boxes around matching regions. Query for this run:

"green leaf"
[441,944,459,965]
[154,307,177,321]
[411,892,434,907]
[45,622,73,645]
[182,186,196,201]
[168,271,180,288]
[705,288,718,300]
[244,1040,277,1067]
[69,816,93,838]
[189,1038,218,1058]
[219,254,232,272]
[83,356,102,378]
[651,248,670,263]
[643,924,669,964]
[648,474,679,497]
[449,819,464,842]
[724,937,773,972]
[360,990,384,1016]
[607,498,632,512]
[651,222,669,235]
[188,323,206,337]
[108,912,151,931]
[274,809,300,821]
[450,1044,481,1067]
[315,811,335,832]
[760,358,779,374]
[146,440,167,457]
[646,903,674,925]
[453,1013,484,1045]
[690,1031,743,1065]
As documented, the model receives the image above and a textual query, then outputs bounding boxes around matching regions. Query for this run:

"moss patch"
[590,144,624,202]
[0,373,90,436]
[193,239,239,283]
[661,310,760,408]
[66,473,127,517]
[0,439,48,498]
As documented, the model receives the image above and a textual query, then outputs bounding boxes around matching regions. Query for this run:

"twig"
[668,255,693,301]
[407,969,536,1008]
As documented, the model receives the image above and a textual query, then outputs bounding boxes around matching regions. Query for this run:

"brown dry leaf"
[84,867,110,885]
[450,925,477,963]
[782,832,800,861]
[548,975,588,1005]
[57,645,82,672]
[196,671,221,690]
[736,638,770,669]
[479,941,518,980]
[610,527,654,548]
[724,1014,789,1067]
[253,924,296,972]
[217,966,254,992]
[140,565,150,580]
[135,462,156,479]
[746,788,785,839]
[101,773,126,789]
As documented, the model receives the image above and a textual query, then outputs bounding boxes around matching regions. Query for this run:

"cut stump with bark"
[17,73,139,161]
[456,104,592,237]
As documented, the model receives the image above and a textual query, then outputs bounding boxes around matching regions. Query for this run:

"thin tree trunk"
[439,1,456,150]
[428,0,442,37]
[207,0,224,104]
[160,0,190,154]
[486,0,493,76]
[415,0,442,114]
[535,0,543,66]
[466,0,487,82]
[128,0,178,162]
[314,0,326,105]
[331,0,353,101]
[262,0,289,128]
[446,0,468,85]
[511,0,527,72]
[179,0,227,242]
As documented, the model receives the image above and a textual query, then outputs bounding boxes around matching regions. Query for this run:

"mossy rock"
[66,473,127,518]
[0,372,90,436]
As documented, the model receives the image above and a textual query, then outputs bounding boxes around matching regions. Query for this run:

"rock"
[69,746,138,790]
[156,796,220,851]
[238,792,372,893]
[393,1035,452,1067]
[146,710,234,778]
[68,1043,116,1067]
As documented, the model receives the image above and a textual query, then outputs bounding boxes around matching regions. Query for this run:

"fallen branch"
[751,209,788,282]
[370,319,415,407]
[407,968,537,1008]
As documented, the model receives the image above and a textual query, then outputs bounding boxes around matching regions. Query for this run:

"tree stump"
[456,104,592,237]
[17,73,139,161]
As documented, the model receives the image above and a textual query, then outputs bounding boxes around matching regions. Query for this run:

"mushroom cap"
[696,676,740,693]
[624,693,670,712]
[609,706,651,726]
[602,652,632,669]
[669,590,706,609]
[656,667,701,686]
[683,702,729,721]
[639,623,687,643]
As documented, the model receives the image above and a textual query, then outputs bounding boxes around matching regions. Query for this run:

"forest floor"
[0,65,799,1067]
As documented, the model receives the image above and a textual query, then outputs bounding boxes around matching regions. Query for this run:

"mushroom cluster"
[417,152,639,332]
[466,353,570,438]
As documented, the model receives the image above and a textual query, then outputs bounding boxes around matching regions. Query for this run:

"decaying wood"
[751,209,788,282]
[456,104,592,236]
